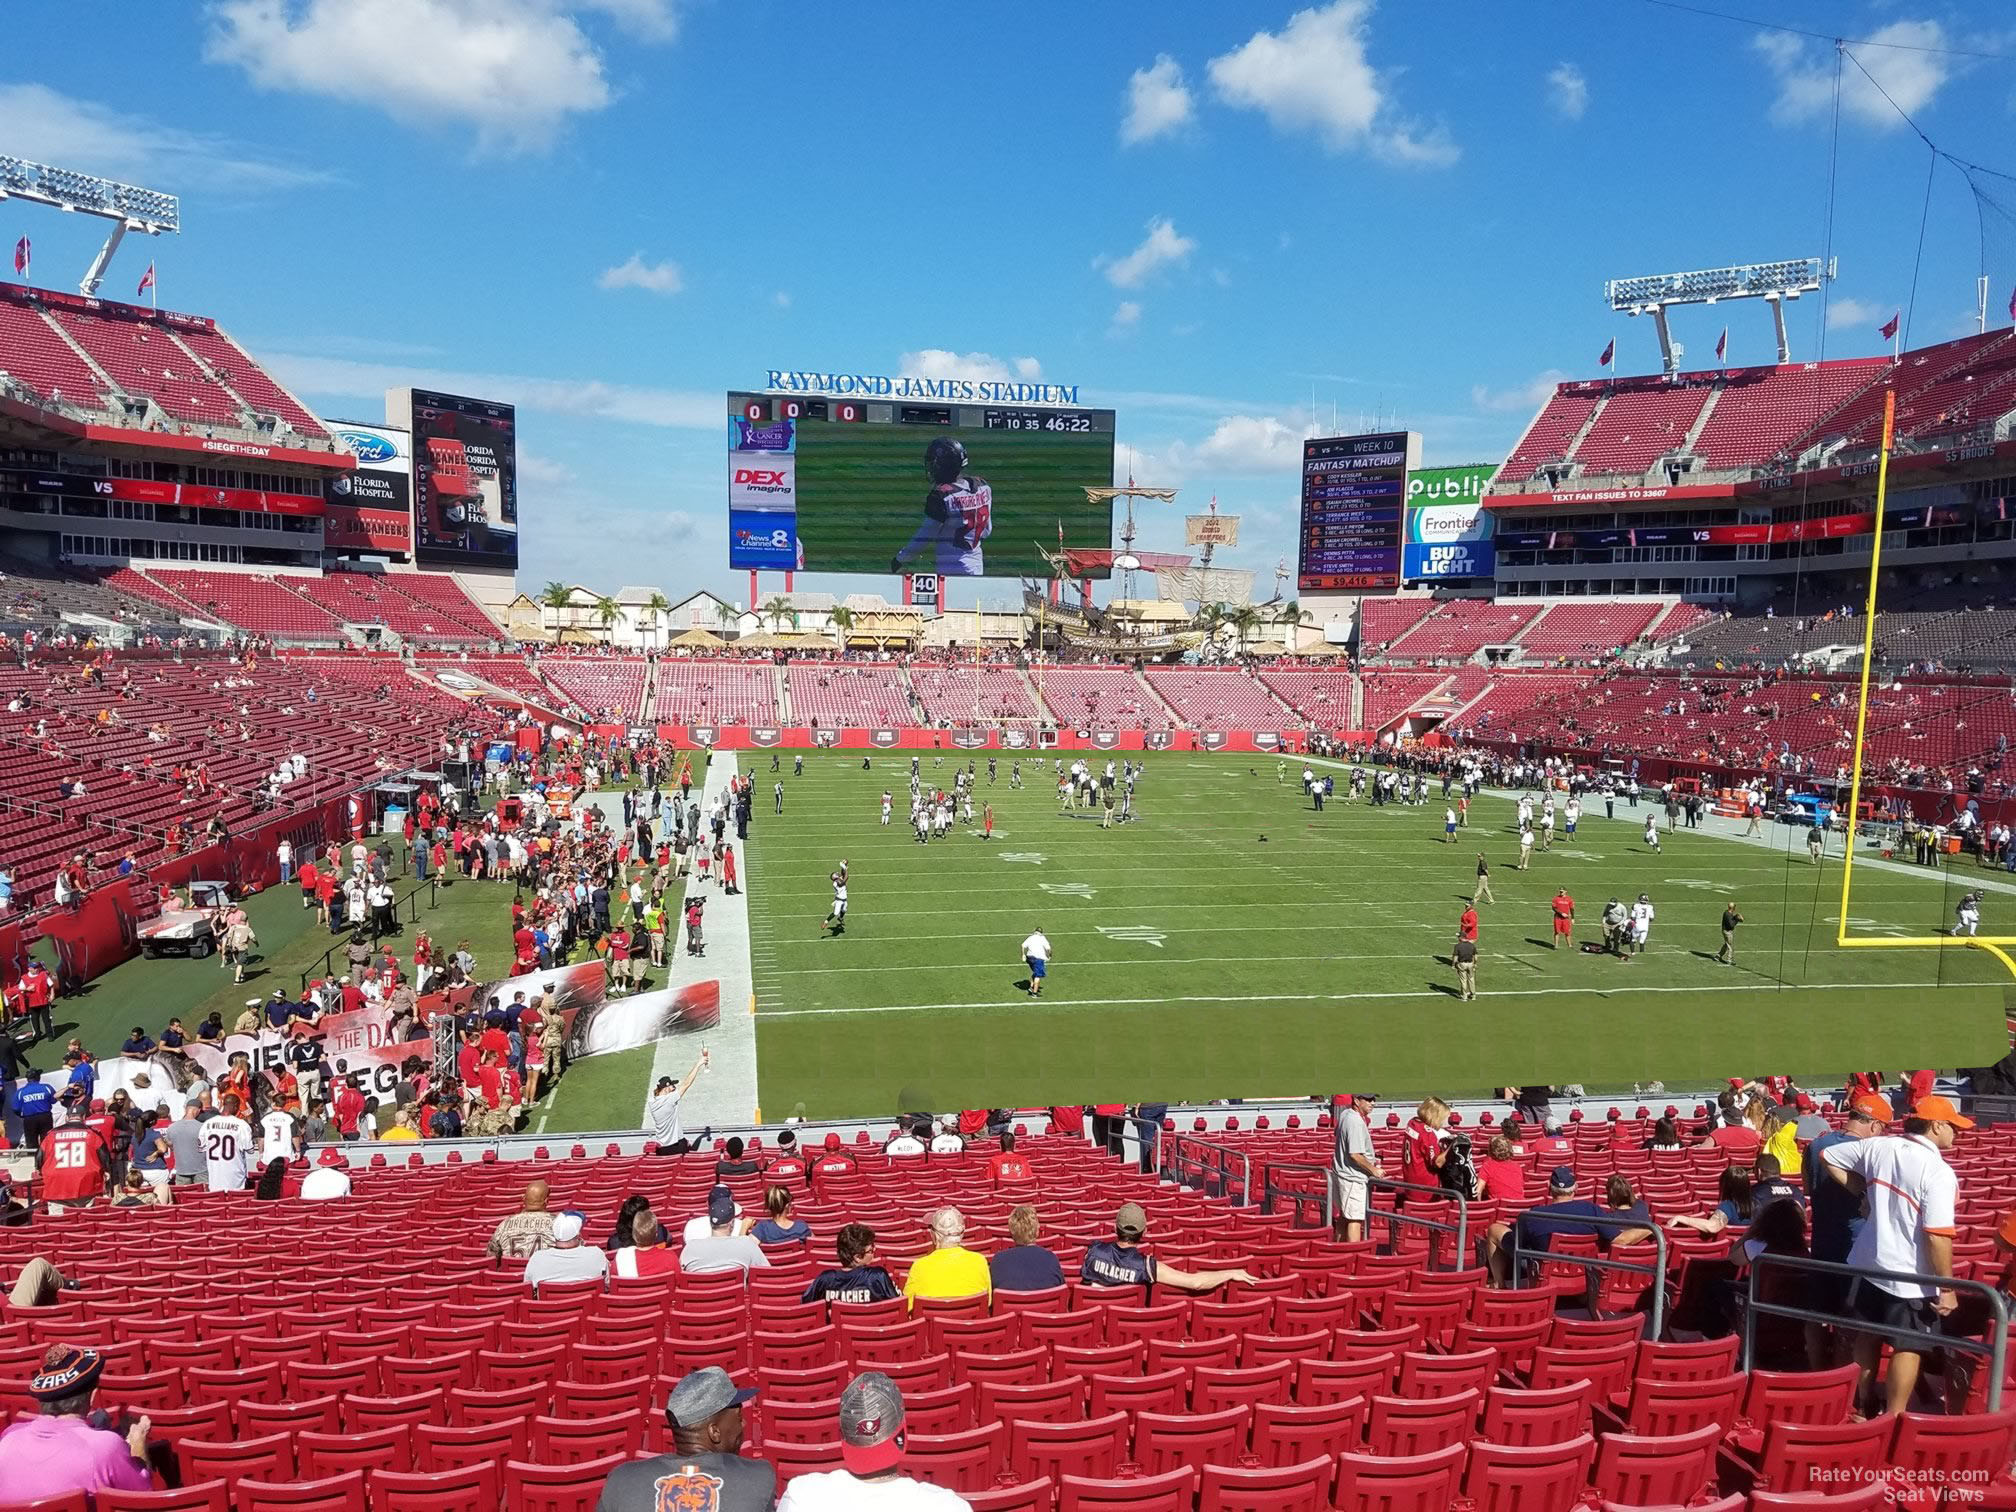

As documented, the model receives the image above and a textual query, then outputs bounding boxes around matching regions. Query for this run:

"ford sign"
[336,430,400,465]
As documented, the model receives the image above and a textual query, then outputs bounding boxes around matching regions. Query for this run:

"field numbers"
[1097,925,1168,949]
[1039,883,1097,899]
[1665,878,1726,891]
[1827,914,1917,938]
[999,852,1047,865]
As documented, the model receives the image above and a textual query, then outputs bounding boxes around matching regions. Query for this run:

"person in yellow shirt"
[379,1109,422,1143]
[902,1207,990,1309]
[1761,1107,1802,1178]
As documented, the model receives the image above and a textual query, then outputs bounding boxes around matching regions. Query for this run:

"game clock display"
[727,392,1116,577]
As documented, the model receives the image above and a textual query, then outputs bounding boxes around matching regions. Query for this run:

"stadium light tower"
[1604,257,1834,375]
[0,156,180,297]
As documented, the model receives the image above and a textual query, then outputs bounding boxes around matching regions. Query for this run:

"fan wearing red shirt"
[40,1120,111,1209]
[810,1134,860,1187]
[1397,1097,1452,1206]
[985,1132,1035,1188]
[297,859,320,909]
[332,1080,366,1141]
[1550,890,1575,948]
[1457,906,1479,944]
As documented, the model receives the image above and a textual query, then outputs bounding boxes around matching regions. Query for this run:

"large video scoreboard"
[1297,430,1419,591]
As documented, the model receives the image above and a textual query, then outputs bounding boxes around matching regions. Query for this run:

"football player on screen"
[891,437,993,576]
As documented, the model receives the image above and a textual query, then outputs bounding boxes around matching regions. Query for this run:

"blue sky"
[7,1,2016,607]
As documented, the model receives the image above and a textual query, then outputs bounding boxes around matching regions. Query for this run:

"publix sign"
[1404,463,1497,580]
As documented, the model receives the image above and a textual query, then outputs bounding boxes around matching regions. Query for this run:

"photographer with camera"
[0,1345,154,1497]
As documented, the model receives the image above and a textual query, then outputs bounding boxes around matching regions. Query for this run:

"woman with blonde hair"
[1398,1096,1452,1203]
[1760,1105,1803,1177]
[751,1185,810,1244]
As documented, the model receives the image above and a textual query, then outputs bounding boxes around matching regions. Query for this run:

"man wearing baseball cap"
[1820,1091,1971,1414]
[1805,1091,1893,1351]
[595,1366,774,1512]
[522,1210,609,1289]
[775,1370,968,1510]
[1081,1202,1257,1300]
[0,1345,152,1498]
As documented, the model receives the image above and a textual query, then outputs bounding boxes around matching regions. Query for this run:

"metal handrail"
[1508,1208,1668,1338]
[1258,1159,1333,1230]
[1165,1134,1253,1206]
[1367,1174,1470,1271]
[1743,1253,2011,1410]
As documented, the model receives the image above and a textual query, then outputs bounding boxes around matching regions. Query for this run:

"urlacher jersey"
[895,476,993,575]
[40,1125,111,1203]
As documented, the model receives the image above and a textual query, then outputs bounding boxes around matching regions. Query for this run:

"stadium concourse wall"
[632,724,1376,753]
[7,793,357,991]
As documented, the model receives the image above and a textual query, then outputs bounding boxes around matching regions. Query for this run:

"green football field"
[791,418,1114,577]
[746,754,2013,1119]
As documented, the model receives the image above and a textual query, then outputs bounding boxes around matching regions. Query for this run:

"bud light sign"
[1403,463,1496,581]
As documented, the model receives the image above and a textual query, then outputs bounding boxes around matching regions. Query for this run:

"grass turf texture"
[748,754,2012,1118]
[790,417,1114,578]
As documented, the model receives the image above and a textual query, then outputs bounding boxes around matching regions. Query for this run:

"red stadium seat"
[98,1486,233,1512]
[1618,1370,1745,1436]
[1250,1396,1367,1465]
[1365,1388,1481,1456]
[1197,1455,1335,1512]
[1056,1466,1197,1512]
[297,1424,415,1479]
[1744,1416,1893,1496]
[1460,1433,1597,1512]
[0,1494,88,1512]
[1746,1485,1889,1512]
[234,1473,368,1512]
[1296,1353,1398,1405]
[1587,1422,1721,1507]
[369,1464,503,1512]
[1887,1407,2016,1505]
[978,1377,1086,1426]
[1479,1381,1591,1447]
[1332,1443,1468,1512]
[1131,1407,1251,1476]
[504,1455,633,1512]
[1087,1368,1187,1420]
[178,1432,295,1488]
[902,1423,1006,1493]
[966,1477,1055,1512]
[530,1409,646,1464]
[1007,1411,1129,1484]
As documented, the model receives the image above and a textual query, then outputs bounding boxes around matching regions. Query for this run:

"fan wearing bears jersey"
[891,437,993,576]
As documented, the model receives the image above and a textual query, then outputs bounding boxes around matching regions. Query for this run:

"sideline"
[579,760,760,1136]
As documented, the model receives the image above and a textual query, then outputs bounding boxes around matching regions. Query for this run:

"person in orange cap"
[1818,1092,1971,1413]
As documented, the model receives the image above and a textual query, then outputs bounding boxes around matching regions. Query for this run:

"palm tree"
[1194,600,1230,639]
[713,599,739,638]
[761,595,792,633]
[538,581,575,638]
[1273,598,1314,647]
[593,595,621,643]
[642,591,671,650]
[828,604,856,648]
[1228,605,1262,649]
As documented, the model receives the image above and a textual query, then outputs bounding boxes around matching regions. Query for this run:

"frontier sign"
[765,370,1080,406]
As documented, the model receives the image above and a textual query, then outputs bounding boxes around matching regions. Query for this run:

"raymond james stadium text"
[765,370,1080,405]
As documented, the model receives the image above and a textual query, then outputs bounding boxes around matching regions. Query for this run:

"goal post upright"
[1834,387,2016,979]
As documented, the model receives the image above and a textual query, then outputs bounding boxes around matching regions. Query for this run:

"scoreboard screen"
[726,392,1115,578]
[1297,430,1418,591]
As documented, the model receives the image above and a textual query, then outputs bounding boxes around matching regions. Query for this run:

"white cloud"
[772,290,792,309]
[266,351,721,429]
[1110,301,1143,334]
[575,0,678,40]
[1096,217,1197,289]
[1472,369,1570,412]
[1827,296,1890,331]
[897,350,1044,385]
[517,451,575,487]
[1206,0,1457,166]
[1754,20,1952,129]
[597,253,683,295]
[1122,55,1194,145]
[0,82,333,193]
[204,0,648,152]
[1139,410,1321,481]
[1547,62,1588,120]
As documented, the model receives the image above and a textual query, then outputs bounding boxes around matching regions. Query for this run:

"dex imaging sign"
[1403,463,1497,581]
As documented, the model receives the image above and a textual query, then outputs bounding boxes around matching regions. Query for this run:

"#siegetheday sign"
[764,370,1081,406]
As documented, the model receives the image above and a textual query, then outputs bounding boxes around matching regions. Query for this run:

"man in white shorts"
[1331,1092,1382,1244]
